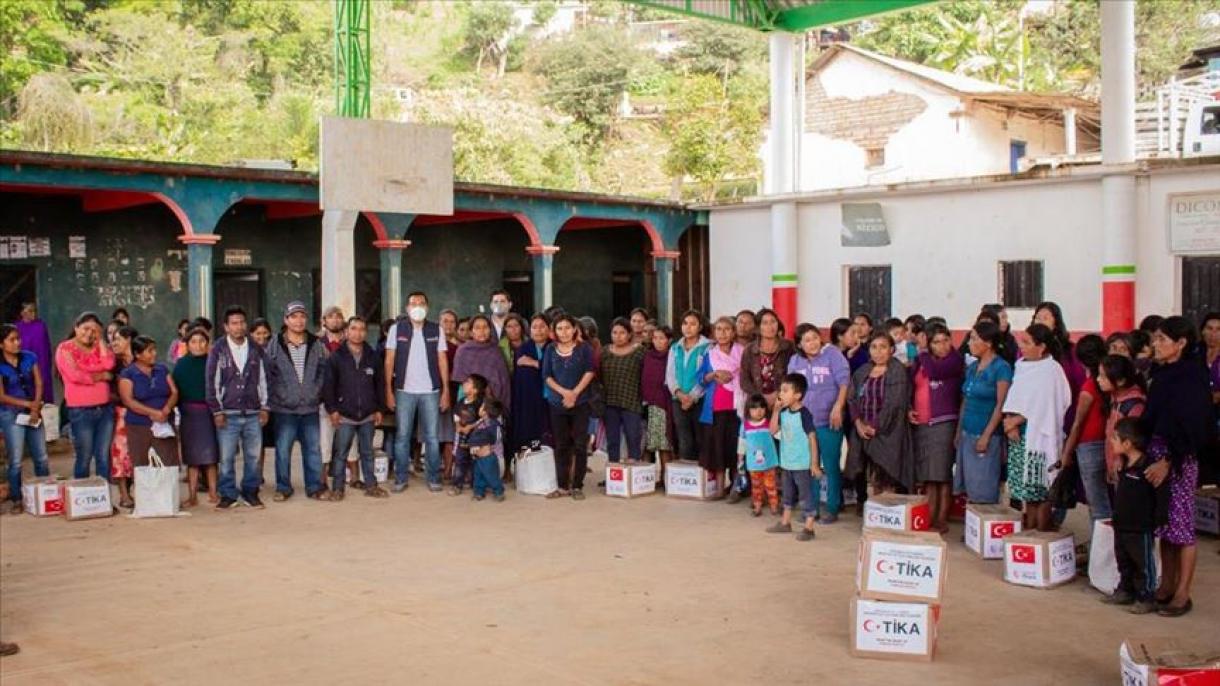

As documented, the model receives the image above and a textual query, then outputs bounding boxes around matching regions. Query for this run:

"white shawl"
[1002,357,1071,488]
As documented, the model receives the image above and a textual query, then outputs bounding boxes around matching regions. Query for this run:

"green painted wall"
[554,227,650,339]
[400,219,532,317]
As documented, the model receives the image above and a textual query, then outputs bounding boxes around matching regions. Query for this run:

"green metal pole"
[334,0,371,118]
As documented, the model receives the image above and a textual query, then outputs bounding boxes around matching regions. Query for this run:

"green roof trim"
[628,0,939,33]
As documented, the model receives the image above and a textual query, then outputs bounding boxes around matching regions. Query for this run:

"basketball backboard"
[319,116,454,215]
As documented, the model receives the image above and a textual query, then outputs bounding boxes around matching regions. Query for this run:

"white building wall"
[799,52,1068,191]
[709,165,1220,331]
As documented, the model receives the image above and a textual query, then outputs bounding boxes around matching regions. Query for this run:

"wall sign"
[224,248,252,266]
[68,235,87,258]
[28,237,51,257]
[0,236,28,259]
[1169,191,1220,253]
[841,203,891,247]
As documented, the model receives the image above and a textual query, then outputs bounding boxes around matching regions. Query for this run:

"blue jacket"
[205,337,268,415]
[322,342,385,421]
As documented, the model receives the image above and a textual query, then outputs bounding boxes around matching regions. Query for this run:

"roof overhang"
[626,0,939,33]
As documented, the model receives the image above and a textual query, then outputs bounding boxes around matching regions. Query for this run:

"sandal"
[1157,599,1193,617]
[545,489,569,499]
[571,489,585,501]
[119,498,135,509]
[307,491,329,501]
[364,486,389,498]
[329,490,346,502]
[182,497,198,509]
[751,507,762,517]
[448,486,463,496]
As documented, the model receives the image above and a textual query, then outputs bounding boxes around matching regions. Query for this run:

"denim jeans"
[603,406,643,462]
[472,454,504,497]
[782,467,816,521]
[814,427,844,515]
[954,431,1004,504]
[1076,440,1112,521]
[394,391,440,486]
[274,411,324,496]
[67,404,114,479]
[331,421,376,492]
[2,407,50,501]
[217,412,263,501]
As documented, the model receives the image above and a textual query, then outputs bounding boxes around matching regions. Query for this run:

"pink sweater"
[55,340,115,407]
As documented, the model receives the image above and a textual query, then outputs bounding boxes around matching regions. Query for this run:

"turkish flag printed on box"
[22,478,64,517]
[605,461,657,499]
[1003,531,1076,589]
[963,503,1022,559]
[864,493,931,532]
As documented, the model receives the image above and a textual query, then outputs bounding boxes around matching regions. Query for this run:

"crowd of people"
[0,295,1214,618]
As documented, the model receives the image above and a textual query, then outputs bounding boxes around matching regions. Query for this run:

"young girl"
[909,324,964,533]
[1097,353,1146,485]
[641,326,675,483]
[738,394,779,516]
[600,318,645,464]
[109,325,138,510]
[173,328,219,506]
[1060,334,1111,522]
[449,373,487,496]
[1002,323,1071,532]
[666,310,710,464]
[787,323,849,522]
[0,324,49,514]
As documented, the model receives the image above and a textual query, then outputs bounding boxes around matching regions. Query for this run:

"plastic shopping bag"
[132,449,182,518]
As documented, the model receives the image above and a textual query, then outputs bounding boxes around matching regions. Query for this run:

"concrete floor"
[1,448,1215,685]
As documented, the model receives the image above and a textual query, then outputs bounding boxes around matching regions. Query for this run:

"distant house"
[796,44,1099,191]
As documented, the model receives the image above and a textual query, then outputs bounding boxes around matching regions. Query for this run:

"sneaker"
[273,491,290,502]
[428,482,443,493]
[1128,600,1157,615]
[364,486,389,498]
[392,482,408,494]
[571,489,585,501]
[472,494,485,501]
[243,493,265,510]
[766,522,792,534]
[1101,591,1135,606]
[795,528,816,542]
[215,497,238,510]
[494,493,506,502]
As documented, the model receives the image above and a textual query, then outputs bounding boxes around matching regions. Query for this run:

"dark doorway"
[0,265,37,323]
[503,271,533,316]
[612,271,645,319]
[214,269,264,322]
[847,265,892,322]
[1182,256,1220,326]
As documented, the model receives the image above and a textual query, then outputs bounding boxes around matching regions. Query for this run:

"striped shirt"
[287,341,307,384]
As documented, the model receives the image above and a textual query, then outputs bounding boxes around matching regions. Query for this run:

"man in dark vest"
[383,291,451,492]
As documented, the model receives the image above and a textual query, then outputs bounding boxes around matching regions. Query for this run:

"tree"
[0,0,70,115]
[16,72,92,151]
[530,26,640,141]
[461,2,516,77]
[672,21,767,81]
[662,72,765,202]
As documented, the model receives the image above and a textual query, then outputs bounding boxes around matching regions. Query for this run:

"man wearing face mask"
[489,290,512,340]
[383,292,450,492]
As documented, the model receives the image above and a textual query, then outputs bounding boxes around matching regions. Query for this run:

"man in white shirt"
[489,289,512,340]
[383,291,450,492]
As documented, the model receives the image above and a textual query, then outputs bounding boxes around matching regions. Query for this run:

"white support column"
[1062,107,1077,155]
[321,209,358,318]
[1100,0,1137,332]
[767,32,797,195]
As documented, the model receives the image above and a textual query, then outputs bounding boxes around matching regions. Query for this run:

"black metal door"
[502,271,532,317]
[214,269,263,322]
[0,265,37,323]
[1182,256,1220,326]
[848,266,892,322]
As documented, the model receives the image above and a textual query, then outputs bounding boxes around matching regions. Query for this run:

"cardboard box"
[64,478,113,520]
[964,504,1023,559]
[1196,487,1219,535]
[849,597,939,662]
[1003,531,1076,588]
[1120,638,1220,686]
[864,493,931,532]
[22,478,64,516]
[665,460,720,500]
[856,529,948,604]
[605,461,657,498]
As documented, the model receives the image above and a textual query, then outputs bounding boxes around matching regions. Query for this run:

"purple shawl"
[452,339,511,413]
[14,319,54,403]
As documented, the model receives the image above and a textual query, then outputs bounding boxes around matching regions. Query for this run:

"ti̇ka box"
[964,503,1023,559]
[64,478,113,521]
[22,478,64,517]
[849,597,939,662]
[864,493,931,532]
[1003,531,1076,589]
[856,529,948,604]
[1120,638,1220,686]
[605,460,657,498]
[665,460,720,500]
[1196,487,1219,535]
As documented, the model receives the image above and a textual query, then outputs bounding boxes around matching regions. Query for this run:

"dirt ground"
[1,447,1215,686]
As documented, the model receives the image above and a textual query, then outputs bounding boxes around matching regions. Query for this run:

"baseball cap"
[284,301,307,317]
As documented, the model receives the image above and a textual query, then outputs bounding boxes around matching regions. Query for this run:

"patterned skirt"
[644,404,671,452]
[110,406,133,479]
[1155,447,1198,547]
[1006,430,1048,503]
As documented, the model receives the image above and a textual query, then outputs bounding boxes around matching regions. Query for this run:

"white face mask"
[408,306,427,322]
[491,302,509,316]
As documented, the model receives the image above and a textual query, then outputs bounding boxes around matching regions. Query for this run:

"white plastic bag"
[1088,519,1119,595]
[515,446,558,496]
[40,404,60,442]
[133,449,182,518]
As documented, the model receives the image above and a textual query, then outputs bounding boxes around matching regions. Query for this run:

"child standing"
[767,374,824,541]
[450,373,487,496]
[469,399,506,502]
[1101,417,1167,614]
[738,394,779,516]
